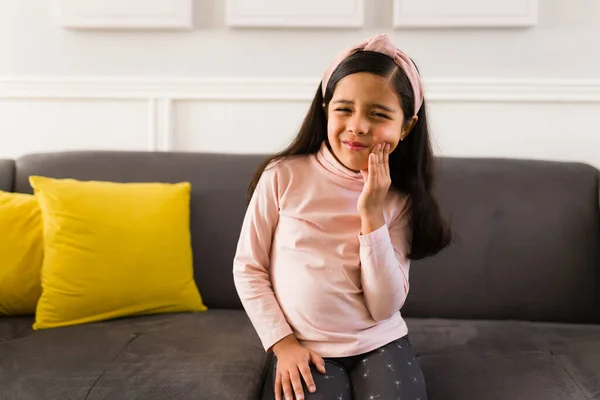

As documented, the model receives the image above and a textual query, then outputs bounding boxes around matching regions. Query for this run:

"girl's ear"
[401,115,419,140]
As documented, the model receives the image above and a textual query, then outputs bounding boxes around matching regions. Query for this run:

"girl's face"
[326,72,410,172]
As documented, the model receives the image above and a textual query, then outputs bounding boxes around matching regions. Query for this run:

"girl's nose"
[347,115,368,136]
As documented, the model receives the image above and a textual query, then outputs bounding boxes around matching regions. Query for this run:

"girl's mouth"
[342,141,368,151]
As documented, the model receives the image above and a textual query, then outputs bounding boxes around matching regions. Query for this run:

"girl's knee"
[322,360,346,372]
[306,361,351,399]
[310,360,347,382]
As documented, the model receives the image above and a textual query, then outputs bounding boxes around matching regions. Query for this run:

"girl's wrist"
[359,206,384,220]
[272,334,298,356]
[360,211,385,234]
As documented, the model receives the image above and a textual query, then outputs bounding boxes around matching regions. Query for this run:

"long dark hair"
[247,51,452,260]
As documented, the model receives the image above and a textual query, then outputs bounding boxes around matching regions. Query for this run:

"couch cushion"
[15,151,266,310]
[0,310,269,400]
[0,159,14,192]
[0,191,43,316]
[28,176,205,330]
[406,318,600,399]
[405,158,600,324]
[0,316,34,342]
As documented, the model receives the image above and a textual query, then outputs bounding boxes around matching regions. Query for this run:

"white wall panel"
[394,0,538,27]
[58,0,193,29]
[427,101,600,165]
[173,100,307,153]
[0,99,150,159]
[226,0,364,27]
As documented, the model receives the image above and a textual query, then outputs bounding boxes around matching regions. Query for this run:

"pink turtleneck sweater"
[233,142,411,358]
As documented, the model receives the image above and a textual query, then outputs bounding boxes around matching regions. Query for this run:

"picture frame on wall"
[58,0,193,30]
[393,0,538,28]
[226,0,364,28]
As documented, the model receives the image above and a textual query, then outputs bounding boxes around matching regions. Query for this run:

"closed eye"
[373,112,391,119]
[335,108,352,113]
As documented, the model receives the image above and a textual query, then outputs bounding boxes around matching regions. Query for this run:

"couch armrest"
[0,159,15,192]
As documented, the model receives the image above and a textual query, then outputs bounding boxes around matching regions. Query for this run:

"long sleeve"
[358,208,411,322]
[233,167,294,352]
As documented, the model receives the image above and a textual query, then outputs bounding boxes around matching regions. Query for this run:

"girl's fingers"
[368,143,393,186]
[274,372,282,400]
[368,153,376,186]
[281,372,294,400]
[299,363,316,393]
[375,144,384,180]
[289,369,305,400]
[383,143,390,177]
[374,144,381,173]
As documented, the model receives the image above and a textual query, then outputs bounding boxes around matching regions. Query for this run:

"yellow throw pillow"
[29,176,206,330]
[0,190,43,316]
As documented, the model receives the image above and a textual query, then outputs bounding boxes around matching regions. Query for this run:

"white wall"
[1,0,599,170]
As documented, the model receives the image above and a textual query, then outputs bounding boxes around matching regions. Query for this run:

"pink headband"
[321,34,424,116]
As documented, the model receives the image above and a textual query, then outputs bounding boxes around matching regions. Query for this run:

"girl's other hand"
[272,334,326,400]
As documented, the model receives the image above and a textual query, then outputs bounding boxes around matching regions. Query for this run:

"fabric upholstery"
[28,176,205,330]
[406,318,600,400]
[0,191,43,316]
[15,151,265,310]
[15,153,600,322]
[0,316,33,343]
[0,159,15,192]
[7,150,599,400]
[0,310,269,400]
[260,318,600,399]
[404,157,600,324]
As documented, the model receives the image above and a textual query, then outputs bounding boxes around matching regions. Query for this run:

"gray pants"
[267,335,428,400]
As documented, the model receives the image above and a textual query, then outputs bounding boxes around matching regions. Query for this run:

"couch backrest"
[403,157,600,324]
[13,152,600,323]
[14,151,264,310]
[0,160,15,192]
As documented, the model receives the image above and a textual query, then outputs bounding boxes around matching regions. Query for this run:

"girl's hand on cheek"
[357,143,392,219]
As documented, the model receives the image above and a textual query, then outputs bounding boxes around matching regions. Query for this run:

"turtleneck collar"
[314,141,364,191]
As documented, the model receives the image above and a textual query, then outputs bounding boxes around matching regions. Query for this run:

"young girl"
[233,34,451,400]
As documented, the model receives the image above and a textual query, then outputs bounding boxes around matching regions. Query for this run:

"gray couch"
[0,151,598,400]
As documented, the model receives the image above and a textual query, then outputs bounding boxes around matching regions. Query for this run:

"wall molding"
[2,77,600,103]
[225,0,364,28]
[393,0,538,28]
[2,77,600,152]
[58,0,193,30]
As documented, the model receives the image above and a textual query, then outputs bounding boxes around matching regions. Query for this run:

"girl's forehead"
[332,73,398,104]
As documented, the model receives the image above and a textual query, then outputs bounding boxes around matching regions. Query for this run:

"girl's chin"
[340,156,367,172]
[330,144,367,171]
